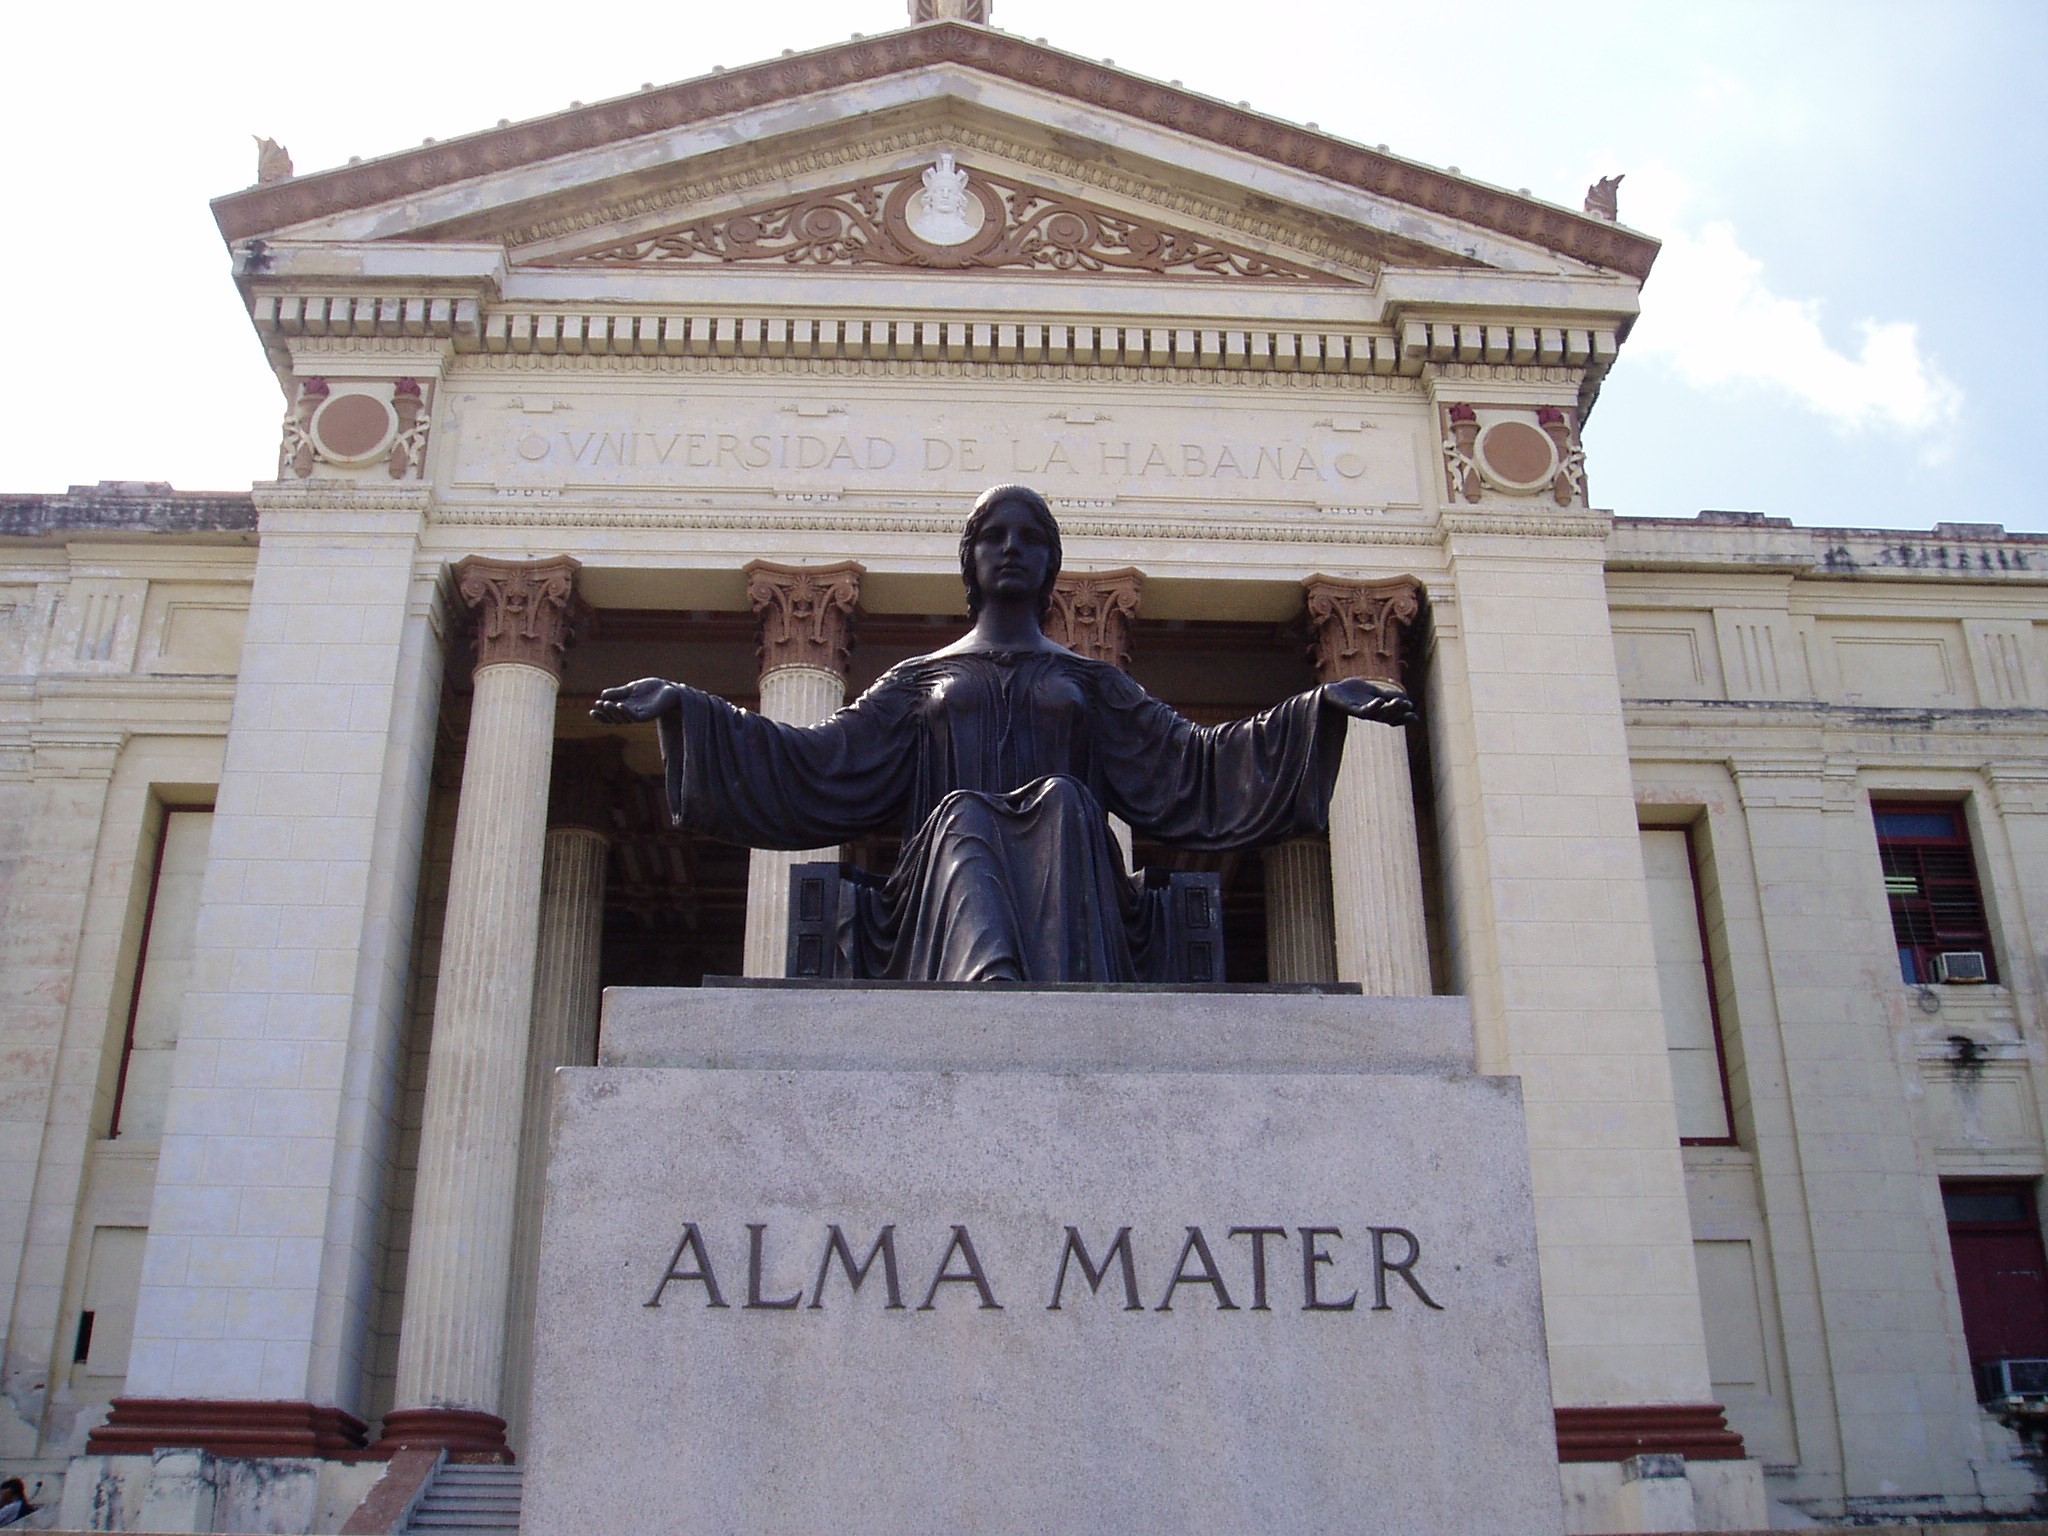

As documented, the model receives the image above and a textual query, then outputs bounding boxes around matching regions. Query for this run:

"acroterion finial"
[911,0,991,22]
[1584,174,1623,222]
[254,136,294,186]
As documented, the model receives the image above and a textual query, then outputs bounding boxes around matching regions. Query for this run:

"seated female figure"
[592,484,1416,983]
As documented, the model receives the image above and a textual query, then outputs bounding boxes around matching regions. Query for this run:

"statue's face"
[971,501,1054,606]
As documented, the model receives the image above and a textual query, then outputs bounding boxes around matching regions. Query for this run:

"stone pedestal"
[388,557,580,1455]
[522,986,1562,1536]
[740,562,861,977]
[1305,576,1431,994]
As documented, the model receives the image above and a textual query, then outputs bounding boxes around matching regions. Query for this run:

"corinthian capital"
[1045,569,1144,669]
[1302,575,1425,687]
[745,560,863,678]
[454,555,583,680]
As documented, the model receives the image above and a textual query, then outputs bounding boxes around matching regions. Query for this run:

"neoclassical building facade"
[3,9,2047,1532]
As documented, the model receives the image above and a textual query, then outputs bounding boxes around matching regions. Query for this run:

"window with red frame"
[1873,802,1996,986]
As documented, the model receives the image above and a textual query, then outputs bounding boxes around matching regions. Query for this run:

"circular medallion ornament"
[905,153,986,246]
[1475,419,1558,492]
[311,391,399,464]
[883,154,1005,267]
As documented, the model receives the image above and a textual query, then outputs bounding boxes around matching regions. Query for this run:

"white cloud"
[1619,171,1963,455]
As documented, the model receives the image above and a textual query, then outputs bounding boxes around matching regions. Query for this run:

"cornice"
[250,482,435,514]
[1,490,257,540]
[32,678,239,711]
[1625,701,2048,743]
[408,315,1613,382]
[251,307,1622,393]
[446,349,1431,391]
[425,501,1444,548]
[1439,509,1613,540]
[211,24,1658,281]
[1608,516,2048,585]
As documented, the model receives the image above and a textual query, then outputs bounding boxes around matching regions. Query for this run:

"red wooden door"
[1945,1183,2048,1366]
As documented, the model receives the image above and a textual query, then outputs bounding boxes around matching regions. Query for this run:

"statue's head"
[960,483,1063,621]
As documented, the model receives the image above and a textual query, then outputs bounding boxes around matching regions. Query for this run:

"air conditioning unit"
[1979,1356,2048,1401]
[1936,951,1989,984]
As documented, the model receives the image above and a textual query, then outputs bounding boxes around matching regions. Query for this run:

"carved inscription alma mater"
[645,1220,1445,1315]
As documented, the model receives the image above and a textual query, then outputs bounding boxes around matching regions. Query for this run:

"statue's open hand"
[590,678,684,724]
[1323,676,1419,727]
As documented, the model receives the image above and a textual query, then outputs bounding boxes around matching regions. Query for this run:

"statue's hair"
[959,483,1063,621]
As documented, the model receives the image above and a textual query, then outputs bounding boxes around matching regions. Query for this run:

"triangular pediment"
[214,23,1657,286]
[508,144,1459,287]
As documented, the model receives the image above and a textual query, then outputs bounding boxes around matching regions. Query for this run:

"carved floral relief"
[1302,576,1424,687]
[279,376,434,481]
[1045,569,1143,669]
[454,556,584,679]
[745,561,864,678]
[547,159,1330,283]
[1439,403,1585,507]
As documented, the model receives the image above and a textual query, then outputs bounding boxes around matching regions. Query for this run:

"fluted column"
[385,556,581,1457]
[741,561,862,977]
[1304,575,1430,995]
[501,738,618,1453]
[1047,568,1144,868]
[1263,836,1339,983]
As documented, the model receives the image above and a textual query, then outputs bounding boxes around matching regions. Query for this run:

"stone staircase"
[403,1461,523,1535]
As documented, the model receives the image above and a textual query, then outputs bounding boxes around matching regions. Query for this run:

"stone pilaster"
[0,734,122,1457]
[741,562,861,978]
[1432,523,1717,1423]
[501,739,618,1454]
[386,556,580,1457]
[1304,575,1430,995]
[110,485,440,1452]
[1728,757,2013,1500]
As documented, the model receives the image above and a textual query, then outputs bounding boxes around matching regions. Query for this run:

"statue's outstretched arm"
[1094,668,1415,851]
[1319,676,1420,728]
[591,677,686,724]
[591,671,914,848]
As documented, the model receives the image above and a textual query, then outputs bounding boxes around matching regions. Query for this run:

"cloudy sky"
[5,0,2038,533]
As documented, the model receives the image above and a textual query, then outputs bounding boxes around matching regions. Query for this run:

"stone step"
[412,1518,521,1531]
[402,1460,523,1535]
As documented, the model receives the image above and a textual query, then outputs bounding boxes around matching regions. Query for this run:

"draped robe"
[655,647,1351,983]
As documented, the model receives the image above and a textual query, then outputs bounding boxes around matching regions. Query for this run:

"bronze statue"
[593,484,1416,983]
